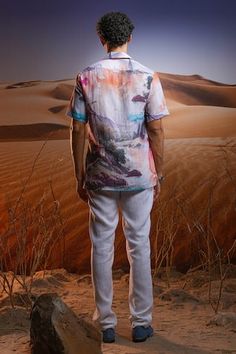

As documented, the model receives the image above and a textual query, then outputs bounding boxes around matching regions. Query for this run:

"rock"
[221,292,236,310]
[77,275,92,285]
[30,293,102,354]
[207,311,236,332]
[153,266,184,280]
[49,269,71,282]
[159,288,201,304]
[185,271,209,288]
[112,269,126,280]
[26,269,71,290]
[222,264,236,279]
[29,277,62,289]
[223,279,236,293]
[153,284,165,296]
[120,273,129,286]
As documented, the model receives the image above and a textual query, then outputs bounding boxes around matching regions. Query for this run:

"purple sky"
[1,0,236,84]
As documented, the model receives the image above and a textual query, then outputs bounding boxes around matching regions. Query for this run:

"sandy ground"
[0,268,236,353]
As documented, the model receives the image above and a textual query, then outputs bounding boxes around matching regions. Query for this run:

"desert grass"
[0,140,66,312]
[151,146,236,313]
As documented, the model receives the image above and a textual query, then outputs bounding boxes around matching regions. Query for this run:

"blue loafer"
[102,327,115,343]
[132,325,154,342]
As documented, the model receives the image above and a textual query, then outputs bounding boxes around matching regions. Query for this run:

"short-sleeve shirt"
[66,51,170,191]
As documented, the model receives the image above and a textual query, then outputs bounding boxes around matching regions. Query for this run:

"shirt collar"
[102,51,132,60]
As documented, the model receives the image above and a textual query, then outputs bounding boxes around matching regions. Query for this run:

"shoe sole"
[132,331,154,342]
[103,338,115,343]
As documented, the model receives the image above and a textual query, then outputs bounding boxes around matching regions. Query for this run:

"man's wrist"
[76,171,84,180]
[76,175,84,185]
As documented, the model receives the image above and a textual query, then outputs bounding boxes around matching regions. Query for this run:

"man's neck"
[106,44,128,54]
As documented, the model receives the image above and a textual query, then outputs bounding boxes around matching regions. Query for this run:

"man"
[66,11,170,344]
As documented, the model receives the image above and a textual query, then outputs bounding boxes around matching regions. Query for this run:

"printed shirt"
[66,51,170,191]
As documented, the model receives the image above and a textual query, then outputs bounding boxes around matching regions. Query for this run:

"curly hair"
[96,12,135,49]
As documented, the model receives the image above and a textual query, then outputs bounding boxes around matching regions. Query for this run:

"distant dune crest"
[158,73,236,108]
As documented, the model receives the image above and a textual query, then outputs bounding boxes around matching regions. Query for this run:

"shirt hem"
[85,183,157,192]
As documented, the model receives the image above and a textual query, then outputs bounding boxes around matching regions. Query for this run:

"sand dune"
[5,80,42,89]
[0,73,236,274]
[51,83,74,100]
[48,104,67,113]
[160,73,236,107]
[160,72,236,86]
[0,80,73,126]
[0,123,68,141]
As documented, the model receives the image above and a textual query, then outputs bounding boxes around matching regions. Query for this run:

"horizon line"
[1,72,236,86]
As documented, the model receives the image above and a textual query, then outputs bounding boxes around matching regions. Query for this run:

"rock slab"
[30,292,102,354]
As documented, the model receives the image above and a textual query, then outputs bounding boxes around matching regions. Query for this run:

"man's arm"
[144,72,169,182]
[146,118,165,178]
[70,119,87,188]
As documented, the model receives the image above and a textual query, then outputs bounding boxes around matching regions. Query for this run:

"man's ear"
[99,35,106,46]
[128,34,132,43]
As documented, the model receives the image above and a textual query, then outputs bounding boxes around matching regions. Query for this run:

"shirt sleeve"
[145,72,170,122]
[65,72,88,123]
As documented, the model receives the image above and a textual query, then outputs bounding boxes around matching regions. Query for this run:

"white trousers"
[87,187,154,331]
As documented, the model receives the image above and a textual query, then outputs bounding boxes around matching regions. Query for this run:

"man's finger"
[76,185,88,203]
[153,182,161,201]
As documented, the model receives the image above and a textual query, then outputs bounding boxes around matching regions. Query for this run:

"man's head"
[96,12,135,52]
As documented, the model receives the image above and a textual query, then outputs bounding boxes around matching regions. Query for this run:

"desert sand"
[0,268,236,353]
[0,73,235,272]
[0,72,236,352]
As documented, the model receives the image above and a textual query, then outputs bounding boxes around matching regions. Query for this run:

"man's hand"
[153,179,161,202]
[70,119,88,203]
[146,118,165,202]
[76,179,88,203]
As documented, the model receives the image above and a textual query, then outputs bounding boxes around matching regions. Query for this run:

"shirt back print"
[66,51,170,191]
